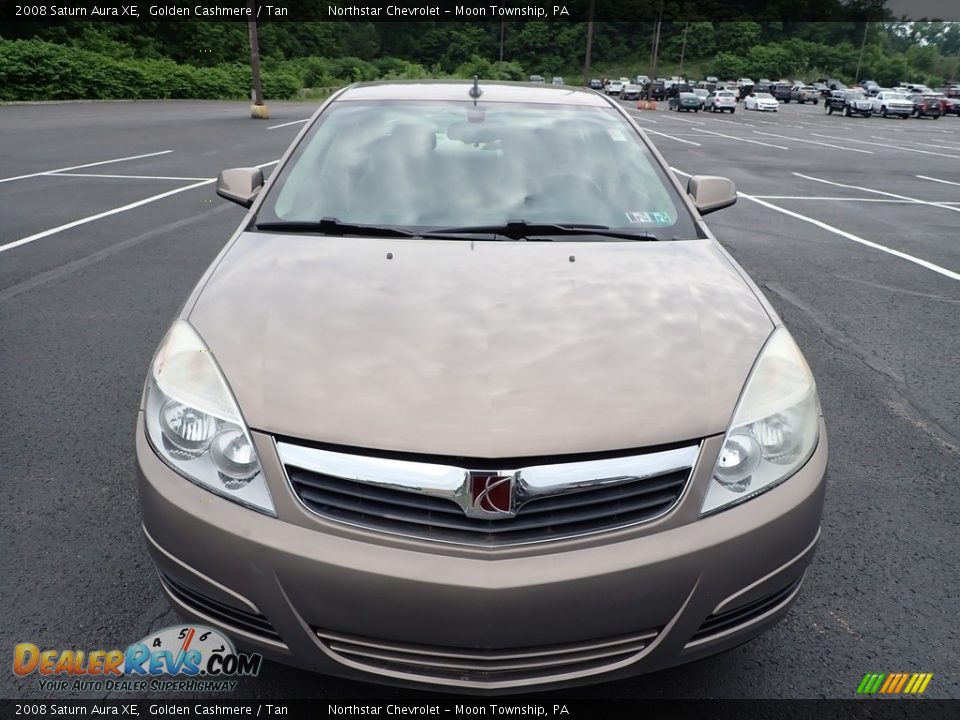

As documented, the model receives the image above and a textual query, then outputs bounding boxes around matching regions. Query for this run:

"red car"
[907,94,942,119]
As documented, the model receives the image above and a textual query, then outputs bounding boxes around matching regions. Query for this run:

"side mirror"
[687,175,737,215]
[216,167,264,208]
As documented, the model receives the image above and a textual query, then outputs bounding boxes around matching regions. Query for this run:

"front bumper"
[136,416,827,692]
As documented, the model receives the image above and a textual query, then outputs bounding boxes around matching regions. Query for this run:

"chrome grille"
[278,441,698,546]
[315,627,658,683]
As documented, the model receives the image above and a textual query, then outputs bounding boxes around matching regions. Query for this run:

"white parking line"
[751,131,873,154]
[669,167,960,283]
[751,196,914,203]
[644,130,702,146]
[659,114,705,126]
[733,113,778,125]
[0,160,279,255]
[0,151,173,185]
[703,117,757,128]
[626,112,658,123]
[688,127,788,149]
[267,118,309,130]
[809,132,960,159]
[916,175,960,187]
[792,172,960,215]
[0,180,213,254]
[870,135,960,151]
[46,173,211,181]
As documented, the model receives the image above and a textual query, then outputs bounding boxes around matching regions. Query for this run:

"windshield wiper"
[254,218,665,242]
[424,220,660,241]
[254,218,418,238]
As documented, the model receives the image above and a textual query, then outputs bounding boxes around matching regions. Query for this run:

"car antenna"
[469,75,482,103]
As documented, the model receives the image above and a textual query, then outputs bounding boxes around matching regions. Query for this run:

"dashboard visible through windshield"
[256,100,699,240]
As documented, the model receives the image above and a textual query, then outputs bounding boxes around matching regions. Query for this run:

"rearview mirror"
[216,167,264,208]
[687,175,737,215]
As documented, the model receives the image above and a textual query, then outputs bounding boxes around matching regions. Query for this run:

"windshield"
[845,91,865,99]
[257,100,698,239]
[755,93,774,99]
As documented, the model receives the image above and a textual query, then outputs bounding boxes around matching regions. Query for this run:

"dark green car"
[669,92,701,112]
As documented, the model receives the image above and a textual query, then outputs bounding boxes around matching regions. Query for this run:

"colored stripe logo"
[857,673,933,694]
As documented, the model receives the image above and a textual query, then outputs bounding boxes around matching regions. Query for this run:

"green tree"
[714,21,761,55]
[711,52,747,79]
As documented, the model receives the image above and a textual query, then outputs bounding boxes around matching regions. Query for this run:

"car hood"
[187,234,774,458]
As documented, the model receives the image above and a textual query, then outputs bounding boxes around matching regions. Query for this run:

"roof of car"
[336,80,610,106]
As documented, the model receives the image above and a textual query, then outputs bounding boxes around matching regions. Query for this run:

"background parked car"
[693,87,710,108]
[859,80,881,96]
[907,94,942,119]
[871,90,914,118]
[622,83,642,100]
[529,75,545,84]
[825,89,872,117]
[939,96,960,116]
[791,85,820,104]
[669,91,701,112]
[771,83,793,102]
[745,91,780,111]
[706,89,737,113]
[605,79,624,96]
[588,79,603,91]
[812,81,830,97]
[643,81,667,100]
[552,76,564,85]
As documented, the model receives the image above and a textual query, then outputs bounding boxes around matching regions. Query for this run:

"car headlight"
[701,328,822,515]
[143,321,275,515]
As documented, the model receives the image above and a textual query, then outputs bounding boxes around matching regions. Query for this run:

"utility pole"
[679,22,689,79]
[649,1,664,85]
[248,0,268,118]
[583,0,595,84]
[854,21,869,83]
[499,21,505,62]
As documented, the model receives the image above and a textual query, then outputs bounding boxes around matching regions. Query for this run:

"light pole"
[649,1,664,86]
[854,21,869,84]
[248,0,268,119]
[583,0,595,84]
[679,22,689,79]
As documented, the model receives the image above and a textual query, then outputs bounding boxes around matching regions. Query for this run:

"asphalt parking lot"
[1,97,958,700]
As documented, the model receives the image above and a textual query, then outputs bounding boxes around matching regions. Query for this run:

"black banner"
[1,700,959,720]
[3,0,960,22]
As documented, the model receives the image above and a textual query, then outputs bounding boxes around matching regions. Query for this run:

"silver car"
[136,81,827,692]
[872,91,915,118]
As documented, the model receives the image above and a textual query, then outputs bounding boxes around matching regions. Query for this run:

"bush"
[454,56,527,81]
[711,52,747,80]
[0,39,299,101]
